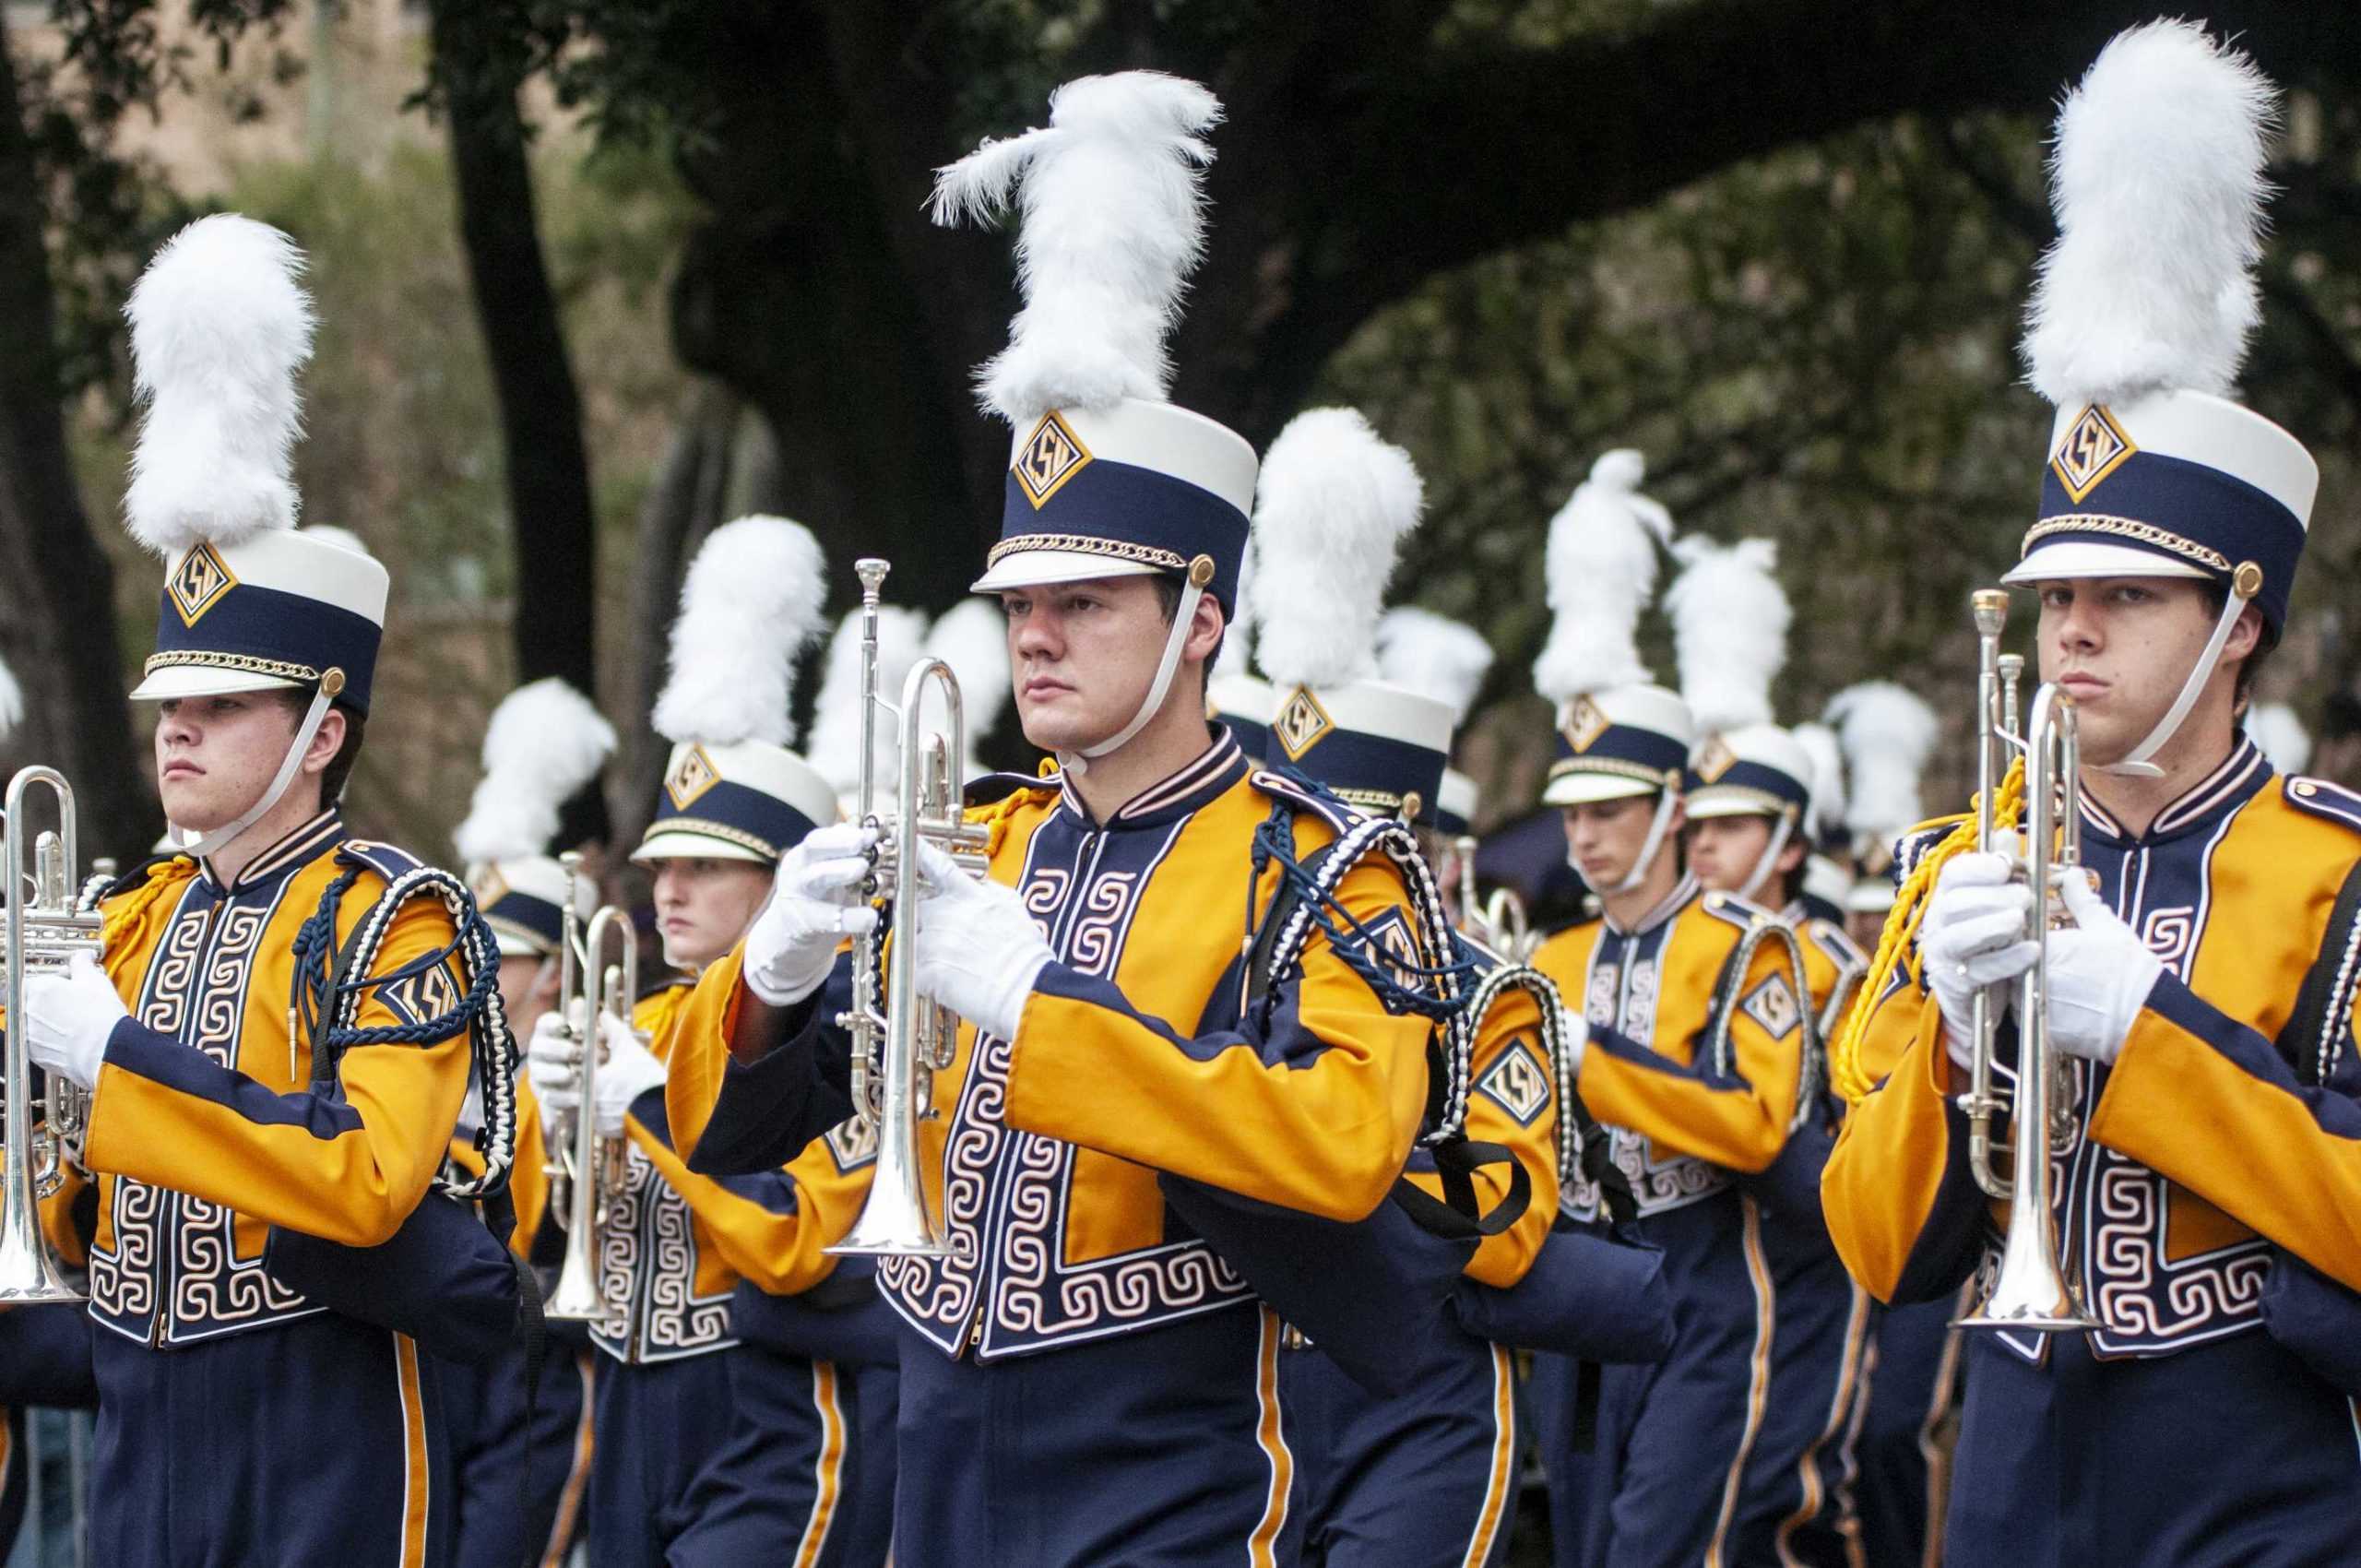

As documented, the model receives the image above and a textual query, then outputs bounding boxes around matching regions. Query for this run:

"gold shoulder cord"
[1828,758,2027,1104]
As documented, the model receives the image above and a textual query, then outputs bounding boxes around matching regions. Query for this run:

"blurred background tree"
[0,0,2355,872]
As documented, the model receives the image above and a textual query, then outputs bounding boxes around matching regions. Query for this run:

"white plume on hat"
[454,678,617,866]
[652,516,829,750]
[1213,539,1258,680]
[124,215,317,557]
[0,655,21,745]
[923,599,1013,779]
[2023,20,2278,409]
[808,604,932,796]
[1666,536,1789,735]
[1792,719,1846,834]
[1249,408,1424,692]
[1826,681,1939,839]
[1531,449,1674,706]
[1377,607,1493,724]
[2248,700,2312,776]
[931,71,1223,426]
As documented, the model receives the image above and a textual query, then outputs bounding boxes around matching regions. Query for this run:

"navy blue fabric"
[1275,723,1449,827]
[0,1302,96,1408]
[1550,723,1685,779]
[1001,455,1250,612]
[90,1313,454,1567]
[263,1193,522,1366]
[1947,1327,2360,1567]
[670,1343,860,1568]
[651,777,818,861]
[153,577,384,710]
[1854,1293,1964,1568]
[1277,1322,1517,1568]
[842,1363,899,1568]
[104,1016,364,1138]
[484,889,564,949]
[1221,713,1273,761]
[2260,1248,2361,1394]
[439,1343,589,1568]
[1448,1218,1674,1363]
[2036,445,2305,626]
[889,1306,1280,1568]
[727,1266,901,1368]
[1686,756,1809,815]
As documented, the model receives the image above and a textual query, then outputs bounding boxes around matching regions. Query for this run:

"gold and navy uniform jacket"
[667,730,1432,1362]
[1824,741,2361,1360]
[30,812,471,1349]
[1782,902,1869,1051]
[1425,935,1560,1289]
[1532,875,1813,1218]
[593,981,878,1365]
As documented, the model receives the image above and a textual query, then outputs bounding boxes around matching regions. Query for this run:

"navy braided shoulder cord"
[295,860,518,1202]
[1251,804,1481,1146]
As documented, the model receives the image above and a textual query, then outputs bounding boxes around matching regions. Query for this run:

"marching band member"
[1667,537,1870,1564]
[527,516,884,1567]
[1823,23,2361,1564]
[18,215,512,1566]
[444,676,615,1568]
[1822,677,1963,1568]
[1521,453,1821,1568]
[1245,410,1553,1568]
[667,71,1435,1567]
[1789,721,1859,932]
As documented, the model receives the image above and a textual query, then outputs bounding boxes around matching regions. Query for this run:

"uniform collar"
[200,807,344,894]
[1057,729,1247,831]
[2075,737,2270,848]
[1604,871,1699,937]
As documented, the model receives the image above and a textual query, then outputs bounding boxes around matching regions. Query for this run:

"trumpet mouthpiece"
[856,559,892,597]
[1972,588,2010,636]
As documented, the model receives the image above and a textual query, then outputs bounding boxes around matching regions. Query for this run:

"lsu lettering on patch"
[824,1114,878,1174]
[1475,1039,1552,1127]
[1739,972,1801,1041]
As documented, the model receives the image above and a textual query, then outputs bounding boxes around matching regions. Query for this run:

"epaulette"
[1699,888,1772,931]
[963,770,1054,811]
[1806,917,1869,973]
[1892,817,1962,885]
[1248,767,1360,837]
[1453,928,1507,972]
[338,839,428,885]
[98,851,191,906]
[2284,777,2361,835]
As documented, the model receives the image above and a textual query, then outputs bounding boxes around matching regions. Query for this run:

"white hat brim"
[1684,790,1781,821]
[129,664,307,703]
[970,550,1165,596]
[1541,773,1661,806]
[2000,540,2212,587]
[631,828,774,865]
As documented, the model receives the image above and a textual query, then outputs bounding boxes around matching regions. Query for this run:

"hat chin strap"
[1058,578,1204,778]
[1737,814,1795,903]
[2094,585,2252,780]
[172,685,335,863]
[1602,787,1681,896]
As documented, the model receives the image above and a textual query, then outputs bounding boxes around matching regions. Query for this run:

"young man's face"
[999,575,1216,754]
[1560,792,1679,892]
[2034,576,2258,766]
[651,855,773,972]
[1686,814,1775,896]
[153,691,339,832]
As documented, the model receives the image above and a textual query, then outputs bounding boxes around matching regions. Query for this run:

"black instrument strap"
[1391,1137,1533,1240]
[2277,856,2361,1090]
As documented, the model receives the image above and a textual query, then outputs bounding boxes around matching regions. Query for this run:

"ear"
[1180,590,1226,667]
[1666,795,1689,837]
[299,706,348,778]
[1777,828,1809,875]
[2224,603,2264,666]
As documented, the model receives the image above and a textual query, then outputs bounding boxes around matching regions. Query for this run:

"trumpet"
[0,768,104,1303]
[544,856,639,1324]
[1450,832,1536,963]
[829,558,990,1260]
[1952,592,2096,1333]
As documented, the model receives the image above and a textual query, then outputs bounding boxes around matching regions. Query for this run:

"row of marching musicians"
[5,20,2361,1568]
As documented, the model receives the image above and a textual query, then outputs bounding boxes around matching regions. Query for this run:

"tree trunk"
[0,18,148,862]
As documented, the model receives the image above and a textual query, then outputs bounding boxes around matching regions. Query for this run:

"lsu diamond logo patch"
[1272,686,1334,761]
[2050,404,2136,503]
[664,744,721,811]
[824,1114,878,1173]
[1013,411,1093,508]
[1693,735,1737,783]
[1739,972,1801,1041]
[1564,695,1611,754]
[1476,1039,1552,1127]
[169,542,237,626]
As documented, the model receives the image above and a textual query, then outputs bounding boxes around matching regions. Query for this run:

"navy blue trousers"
[1855,1292,1966,1568]
[439,1342,591,1568]
[92,1313,452,1568]
[1947,1327,2361,1567]
[841,1362,899,1567]
[892,1302,1290,1568]
[1277,1324,1519,1568]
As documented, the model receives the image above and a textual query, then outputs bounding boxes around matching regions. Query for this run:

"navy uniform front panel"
[891,1304,1291,1568]
[91,1313,450,1568]
[1277,1324,1518,1568]
[670,1343,856,1568]
[437,1338,590,1568]
[1947,1328,2357,1568]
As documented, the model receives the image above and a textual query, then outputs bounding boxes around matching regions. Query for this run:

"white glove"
[21,951,125,1091]
[526,1008,585,1119]
[1919,852,2038,1074]
[2044,874,2162,1065]
[590,1012,666,1137]
[744,824,881,1006]
[908,842,1051,1043]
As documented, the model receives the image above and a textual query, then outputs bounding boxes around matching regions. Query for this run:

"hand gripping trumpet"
[1952,591,2097,1333]
[544,856,640,1324]
[0,767,105,1303]
[829,558,991,1260]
